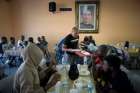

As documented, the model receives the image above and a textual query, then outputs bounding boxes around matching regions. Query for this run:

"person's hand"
[45,72,61,90]
[49,73,61,86]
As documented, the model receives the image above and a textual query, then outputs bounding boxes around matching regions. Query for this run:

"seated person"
[94,45,109,67]
[17,35,26,49]
[80,36,89,50]
[41,36,48,47]
[28,37,34,43]
[13,43,60,93]
[8,37,16,49]
[1,37,9,52]
[39,36,50,60]
[88,45,113,80]
[96,55,136,93]
[88,36,96,46]
[36,37,42,48]
[0,37,7,54]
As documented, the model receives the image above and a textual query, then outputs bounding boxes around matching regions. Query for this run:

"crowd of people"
[0,26,136,93]
[88,45,135,93]
[61,27,135,93]
[0,35,48,53]
[0,35,61,93]
[80,35,97,52]
[0,35,49,79]
[13,43,60,93]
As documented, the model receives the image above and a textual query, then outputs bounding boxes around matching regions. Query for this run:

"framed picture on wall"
[75,1,99,33]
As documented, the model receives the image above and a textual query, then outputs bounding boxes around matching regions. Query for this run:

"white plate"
[79,70,90,76]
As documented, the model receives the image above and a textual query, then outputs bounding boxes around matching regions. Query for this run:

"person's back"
[13,43,46,93]
[102,55,136,93]
[110,70,135,93]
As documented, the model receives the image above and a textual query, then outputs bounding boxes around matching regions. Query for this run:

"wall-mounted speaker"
[49,2,56,13]
[5,0,11,2]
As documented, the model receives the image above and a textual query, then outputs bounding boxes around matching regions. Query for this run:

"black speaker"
[49,2,56,12]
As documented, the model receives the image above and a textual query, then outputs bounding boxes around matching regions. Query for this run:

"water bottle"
[84,56,87,64]
[55,81,61,93]
[87,80,94,93]
[62,52,68,65]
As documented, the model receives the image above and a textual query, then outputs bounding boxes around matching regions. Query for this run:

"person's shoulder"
[65,34,72,39]
[67,34,72,37]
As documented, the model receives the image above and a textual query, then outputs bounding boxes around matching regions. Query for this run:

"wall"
[11,0,75,52]
[0,0,13,37]
[80,0,140,44]
[2,0,140,52]
[98,0,140,44]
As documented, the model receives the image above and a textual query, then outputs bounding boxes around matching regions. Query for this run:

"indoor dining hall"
[0,0,140,93]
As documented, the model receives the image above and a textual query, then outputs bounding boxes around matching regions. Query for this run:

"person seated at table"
[0,37,8,79]
[80,36,89,50]
[62,26,79,64]
[13,43,60,93]
[0,37,7,55]
[94,45,109,66]
[124,41,129,49]
[40,36,51,60]
[17,35,26,48]
[86,36,97,52]
[1,37,9,52]
[88,36,96,46]
[36,37,42,48]
[28,37,34,43]
[88,45,111,80]
[7,37,17,67]
[41,36,48,47]
[96,55,136,93]
[23,40,28,47]
[8,37,16,49]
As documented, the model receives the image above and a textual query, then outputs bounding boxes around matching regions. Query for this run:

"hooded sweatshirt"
[13,43,46,93]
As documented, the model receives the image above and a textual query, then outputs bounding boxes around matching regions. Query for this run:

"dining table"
[4,48,22,57]
[47,64,96,93]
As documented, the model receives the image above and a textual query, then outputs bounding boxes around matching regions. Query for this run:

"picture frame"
[75,1,99,33]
